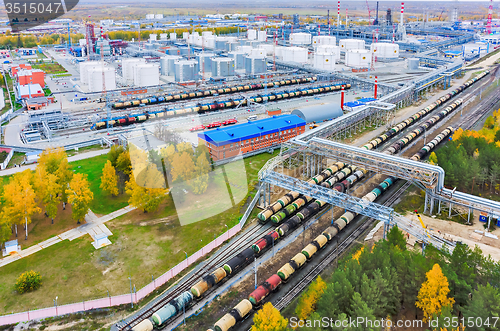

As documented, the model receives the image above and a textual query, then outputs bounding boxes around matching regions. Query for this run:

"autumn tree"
[171,151,195,182]
[66,173,94,224]
[429,152,438,165]
[37,147,72,208]
[108,145,125,167]
[252,302,288,331]
[295,276,327,322]
[125,175,168,213]
[100,160,119,196]
[190,153,211,194]
[416,263,455,322]
[33,165,61,224]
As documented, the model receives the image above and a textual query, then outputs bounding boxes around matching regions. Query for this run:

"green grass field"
[31,62,67,74]
[0,150,277,314]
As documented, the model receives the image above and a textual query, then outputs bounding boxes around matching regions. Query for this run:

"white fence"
[0,148,13,170]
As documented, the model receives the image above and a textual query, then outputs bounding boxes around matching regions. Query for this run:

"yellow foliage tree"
[352,246,364,262]
[473,148,480,159]
[189,153,211,194]
[416,264,455,322]
[100,160,119,196]
[66,173,94,224]
[33,164,61,224]
[452,128,463,141]
[429,152,438,165]
[125,176,168,213]
[252,302,288,331]
[295,276,327,323]
[37,147,72,205]
[160,144,177,166]
[171,151,195,182]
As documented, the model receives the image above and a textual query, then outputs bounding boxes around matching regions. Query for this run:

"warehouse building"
[198,115,306,162]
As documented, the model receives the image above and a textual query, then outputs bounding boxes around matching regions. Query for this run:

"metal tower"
[487,0,493,34]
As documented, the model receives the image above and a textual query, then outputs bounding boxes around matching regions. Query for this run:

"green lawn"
[70,154,129,215]
[0,150,278,315]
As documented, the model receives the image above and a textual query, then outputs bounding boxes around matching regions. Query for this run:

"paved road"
[0,148,109,176]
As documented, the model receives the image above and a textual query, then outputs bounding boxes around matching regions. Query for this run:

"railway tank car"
[223,247,255,275]
[410,126,453,161]
[213,299,253,331]
[248,274,282,306]
[191,267,227,298]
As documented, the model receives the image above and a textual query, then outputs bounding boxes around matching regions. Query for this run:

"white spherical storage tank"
[122,58,146,83]
[289,32,312,45]
[312,36,336,46]
[339,39,366,51]
[258,31,267,42]
[282,47,308,63]
[87,67,116,92]
[345,49,371,67]
[247,29,257,40]
[370,42,399,58]
[316,45,341,62]
[79,61,100,85]
[133,64,160,87]
[313,53,336,71]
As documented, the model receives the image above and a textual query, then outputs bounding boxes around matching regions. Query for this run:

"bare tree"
[154,122,183,145]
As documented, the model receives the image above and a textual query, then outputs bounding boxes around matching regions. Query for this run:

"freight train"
[130,163,364,331]
[111,77,317,110]
[207,176,397,331]
[410,126,453,161]
[93,83,351,130]
[361,70,489,151]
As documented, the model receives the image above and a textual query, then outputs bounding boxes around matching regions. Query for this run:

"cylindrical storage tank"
[345,49,371,67]
[79,61,101,85]
[160,55,181,76]
[211,57,235,77]
[289,32,312,45]
[132,319,154,331]
[250,48,265,57]
[174,60,199,82]
[247,29,257,40]
[226,42,241,52]
[370,42,399,58]
[259,44,274,55]
[316,45,341,62]
[244,55,266,74]
[282,46,308,63]
[236,45,253,54]
[292,103,343,123]
[258,31,267,42]
[197,52,215,72]
[312,36,336,46]
[87,67,117,92]
[170,32,177,40]
[408,58,419,70]
[215,40,227,50]
[122,58,146,83]
[339,38,366,51]
[313,52,336,71]
[133,64,160,87]
[183,32,189,40]
[228,51,246,69]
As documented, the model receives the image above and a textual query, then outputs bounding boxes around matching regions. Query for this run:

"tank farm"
[129,71,489,331]
[92,77,351,130]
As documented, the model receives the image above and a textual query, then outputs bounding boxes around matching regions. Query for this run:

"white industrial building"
[370,42,400,59]
[87,67,116,92]
[133,64,160,87]
[339,39,366,51]
[282,47,308,63]
[313,53,336,71]
[312,36,336,47]
[345,49,371,67]
[122,58,146,83]
[289,33,312,45]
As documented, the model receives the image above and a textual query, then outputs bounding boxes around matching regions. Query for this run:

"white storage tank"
[202,31,213,38]
[312,36,336,46]
[245,55,266,74]
[79,39,87,46]
[313,53,336,71]
[258,44,274,55]
[174,60,199,82]
[370,42,399,58]
[274,46,285,58]
[122,58,146,83]
[408,58,419,70]
[250,48,265,57]
[159,34,168,40]
[345,49,371,67]
[79,61,100,85]
[183,32,189,40]
[289,32,312,45]
[160,55,181,76]
[237,45,253,54]
[170,33,177,41]
[282,46,308,63]
[247,29,257,40]
[258,31,267,42]
[149,34,157,42]
[339,39,366,51]
[316,45,341,62]
[228,51,246,69]
[462,43,486,55]
[87,67,116,92]
[133,64,160,87]
[197,52,215,72]
[212,57,235,77]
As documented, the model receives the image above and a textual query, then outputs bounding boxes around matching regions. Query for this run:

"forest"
[255,227,500,331]
[434,109,500,199]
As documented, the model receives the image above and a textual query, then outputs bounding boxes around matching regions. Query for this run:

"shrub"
[15,270,42,294]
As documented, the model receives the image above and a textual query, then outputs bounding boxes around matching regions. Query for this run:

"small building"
[25,96,54,110]
[444,50,461,58]
[2,239,20,256]
[17,69,45,87]
[198,115,306,162]
[25,151,41,164]
[11,63,32,76]
[291,104,344,123]
[18,83,44,99]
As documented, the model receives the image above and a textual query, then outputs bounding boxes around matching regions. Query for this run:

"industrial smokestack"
[337,1,340,27]
[374,1,379,25]
[400,2,404,25]
[387,8,392,26]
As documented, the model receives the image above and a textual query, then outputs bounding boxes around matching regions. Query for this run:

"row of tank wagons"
[410,126,454,161]
[130,162,352,331]
[383,99,462,155]
[361,70,490,151]
[207,176,397,331]
[111,77,318,109]
[94,84,351,131]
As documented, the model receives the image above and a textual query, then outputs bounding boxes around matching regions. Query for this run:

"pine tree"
[349,292,380,331]
[462,284,500,331]
[251,302,288,331]
[386,225,406,250]
[100,160,119,196]
[416,264,455,322]
[66,173,94,224]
